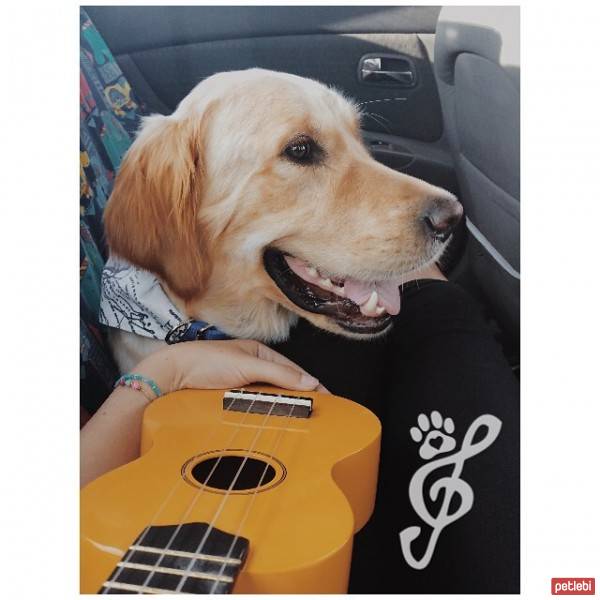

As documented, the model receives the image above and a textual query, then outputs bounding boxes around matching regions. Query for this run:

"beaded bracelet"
[114,373,162,402]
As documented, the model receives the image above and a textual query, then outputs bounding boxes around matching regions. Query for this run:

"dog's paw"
[410,411,456,460]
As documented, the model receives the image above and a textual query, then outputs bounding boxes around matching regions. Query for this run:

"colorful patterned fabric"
[80,9,144,415]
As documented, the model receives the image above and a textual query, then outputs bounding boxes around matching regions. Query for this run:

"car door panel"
[113,33,443,142]
[85,6,449,166]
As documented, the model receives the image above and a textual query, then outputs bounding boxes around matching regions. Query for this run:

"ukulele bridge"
[223,390,313,418]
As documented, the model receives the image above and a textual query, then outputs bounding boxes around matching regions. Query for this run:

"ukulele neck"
[100,522,249,594]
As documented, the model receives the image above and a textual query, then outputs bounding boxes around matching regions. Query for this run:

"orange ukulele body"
[81,386,381,594]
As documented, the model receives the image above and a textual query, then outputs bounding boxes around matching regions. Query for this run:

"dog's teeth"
[375,305,386,316]
[337,286,346,297]
[307,266,318,277]
[320,277,333,290]
[363,290,378,313]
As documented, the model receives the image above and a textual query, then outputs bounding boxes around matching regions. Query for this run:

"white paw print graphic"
[410,411,456,460]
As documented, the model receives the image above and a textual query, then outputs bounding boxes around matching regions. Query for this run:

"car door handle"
[361,67,415,84]
[358,55,416,87]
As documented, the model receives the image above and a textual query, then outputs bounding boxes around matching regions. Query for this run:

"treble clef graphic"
[399,414,502,570]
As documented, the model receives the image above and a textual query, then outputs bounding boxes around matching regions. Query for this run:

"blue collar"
[165,319,232,344]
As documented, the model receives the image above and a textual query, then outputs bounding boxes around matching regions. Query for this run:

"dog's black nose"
[421,196,463,242]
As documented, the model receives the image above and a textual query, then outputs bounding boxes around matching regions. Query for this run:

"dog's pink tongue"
[344,278,402,315]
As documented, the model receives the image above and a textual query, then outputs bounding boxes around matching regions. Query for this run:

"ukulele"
[80,386,381,594]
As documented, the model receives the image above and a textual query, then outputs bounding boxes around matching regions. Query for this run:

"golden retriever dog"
[102,68,462,371]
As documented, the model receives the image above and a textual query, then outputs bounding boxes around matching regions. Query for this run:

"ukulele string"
[101,394,239,594]
[208,400,299,593]
[132,391,263,594]
[102,392,257,593]
[174,394,286,593]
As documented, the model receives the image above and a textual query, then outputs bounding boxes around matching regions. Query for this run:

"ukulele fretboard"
[99,522,249,594]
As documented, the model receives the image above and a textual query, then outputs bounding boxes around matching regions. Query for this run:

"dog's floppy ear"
[104,113,211,301]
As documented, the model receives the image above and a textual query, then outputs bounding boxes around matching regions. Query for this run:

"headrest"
[434,7,520,88]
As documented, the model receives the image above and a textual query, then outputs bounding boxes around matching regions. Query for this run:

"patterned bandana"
[99,256,187,340]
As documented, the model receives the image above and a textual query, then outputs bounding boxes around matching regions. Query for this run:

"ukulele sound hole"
[190,455,277,492]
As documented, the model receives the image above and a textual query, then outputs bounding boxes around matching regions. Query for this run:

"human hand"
[135,339,329,397]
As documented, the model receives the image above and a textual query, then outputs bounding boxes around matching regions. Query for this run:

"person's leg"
[270,317,391,416]
[349,279,520,593]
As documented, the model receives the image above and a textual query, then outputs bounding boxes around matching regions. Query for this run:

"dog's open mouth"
[263,248,402,334]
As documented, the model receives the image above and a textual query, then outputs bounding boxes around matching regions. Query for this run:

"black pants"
[272,280,519,594]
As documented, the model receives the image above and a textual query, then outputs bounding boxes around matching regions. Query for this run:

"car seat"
[434,7,520,341]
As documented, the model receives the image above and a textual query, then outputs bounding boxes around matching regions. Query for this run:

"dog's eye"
[283,136,323,165]
[285,140,312,162]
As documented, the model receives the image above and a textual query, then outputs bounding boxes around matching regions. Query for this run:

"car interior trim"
[466,218,520,280]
